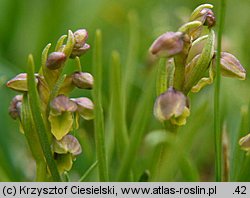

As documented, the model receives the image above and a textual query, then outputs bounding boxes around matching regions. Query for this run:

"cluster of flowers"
[150,4,246,126]
[6,29,93,173]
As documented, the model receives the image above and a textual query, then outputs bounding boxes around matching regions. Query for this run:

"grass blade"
[79,161,98,182]
[92,29,109,181]
[231,105,250,181]
[123,11,139,105]
[110,51,128,157]
[117,68,156,181]
[214,0,227,182]
[27,54,61,181]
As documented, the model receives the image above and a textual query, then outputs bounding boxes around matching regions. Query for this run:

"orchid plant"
[6,29,94,181]
[150,4,246,129]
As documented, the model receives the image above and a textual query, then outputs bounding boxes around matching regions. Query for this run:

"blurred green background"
[1,0,250,181]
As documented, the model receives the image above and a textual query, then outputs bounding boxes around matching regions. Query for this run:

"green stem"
[22,94,48,181]
[173,36,191,92]
[36,161,47,181]
[79,161,98,182]
[156,58,167,95]
[173,55,186,91]
[164,121,178,133]
[27,54,61,181]
[150,144,165,180]
[151,123,177,181]
[92,30,109,181]
[214,0,226,182]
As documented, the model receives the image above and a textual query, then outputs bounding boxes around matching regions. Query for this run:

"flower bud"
[73,29,88,48]
[53,134,82,156]
[212,52,246,80]
[204,10,216,28]
[190,4,213,21]
[188,6,215,39]
[70,43,90,58]
[46,52,66,70]
[191,8,215,28]
[50,95,77,115]
[239,133,250,154]
[154,87,189,125]
[71,97,94,120]
[6,73,34,92]
[190,4,215,27]
[9,95,23,119]
[149,32,184,58]
[72,72,94,89]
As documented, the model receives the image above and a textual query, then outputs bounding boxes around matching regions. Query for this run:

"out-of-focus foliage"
[1,0,250,181]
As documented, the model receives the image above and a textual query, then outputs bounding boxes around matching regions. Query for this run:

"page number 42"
[234,186,246,195]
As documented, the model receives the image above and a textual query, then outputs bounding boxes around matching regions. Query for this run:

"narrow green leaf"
[75,56,82,71]
[192,35,208,47]
[41,43,60,89]
[110,50,128,157]
[123,11,139,106]
[63,30,75,59]
[0,165,10,181]
[178,21,202,32]
[50,74,66,100]
[41,43,51,75]
[46,74,66,117]
[179,154,199,181]
[55,35,67,52]
[92,29,109,181]
[79,161,98,182]
[183,30,215,94]
[231,106,249,180]
[26,54,61,181]
[21,94,47,181]
[214,0,227,182]
[117,68,156,181]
